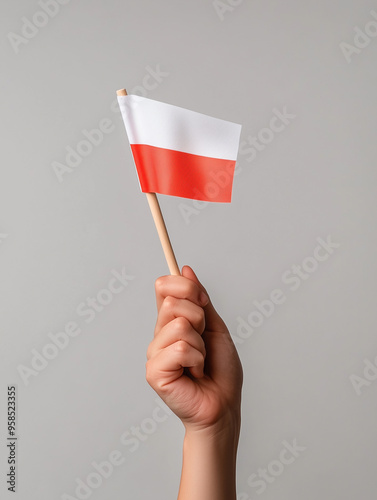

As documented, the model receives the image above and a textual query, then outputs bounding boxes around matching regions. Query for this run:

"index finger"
[154,275,209,312]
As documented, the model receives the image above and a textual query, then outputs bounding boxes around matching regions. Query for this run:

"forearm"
[177,413,241,500]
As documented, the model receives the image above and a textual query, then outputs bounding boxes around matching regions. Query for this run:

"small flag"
[117,94,242,202]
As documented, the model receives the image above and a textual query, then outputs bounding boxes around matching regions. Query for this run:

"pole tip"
[116,88,128,96]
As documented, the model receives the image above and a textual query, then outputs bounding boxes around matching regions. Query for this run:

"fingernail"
[200,291,209,306]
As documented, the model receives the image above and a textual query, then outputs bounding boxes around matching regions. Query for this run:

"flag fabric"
[117,94,242,202]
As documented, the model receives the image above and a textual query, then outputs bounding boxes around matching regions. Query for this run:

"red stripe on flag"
[130,144,236,202]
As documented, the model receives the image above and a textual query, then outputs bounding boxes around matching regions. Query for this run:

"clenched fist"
[146,265,243,433]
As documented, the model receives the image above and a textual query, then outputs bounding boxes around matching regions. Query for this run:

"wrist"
[183,410,241,449]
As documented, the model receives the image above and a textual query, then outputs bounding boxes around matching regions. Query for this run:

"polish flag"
[117,94,242,202]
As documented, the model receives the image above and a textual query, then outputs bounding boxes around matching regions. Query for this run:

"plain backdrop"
[1,1,377,499]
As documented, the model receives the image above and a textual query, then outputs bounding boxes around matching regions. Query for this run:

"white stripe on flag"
[117,95,242,160]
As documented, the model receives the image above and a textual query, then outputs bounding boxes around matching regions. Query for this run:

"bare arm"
[178,414,240,500]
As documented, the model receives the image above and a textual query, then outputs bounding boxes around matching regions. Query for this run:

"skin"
[146,265,243,500]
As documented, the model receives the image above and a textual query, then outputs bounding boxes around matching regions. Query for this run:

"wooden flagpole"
[116,88,181,276]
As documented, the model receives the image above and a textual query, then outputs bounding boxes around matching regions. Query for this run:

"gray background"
[1,0,377,499]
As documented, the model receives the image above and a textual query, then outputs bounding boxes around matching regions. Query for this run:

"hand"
[146,265,243,433]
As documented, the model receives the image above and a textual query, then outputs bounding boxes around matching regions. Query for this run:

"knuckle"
[174,340,190,354]
[173,316,190,332]
[154,277,165,292]
[163,295,176,309]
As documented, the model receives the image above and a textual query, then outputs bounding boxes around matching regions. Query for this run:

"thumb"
[181,265,228,333]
